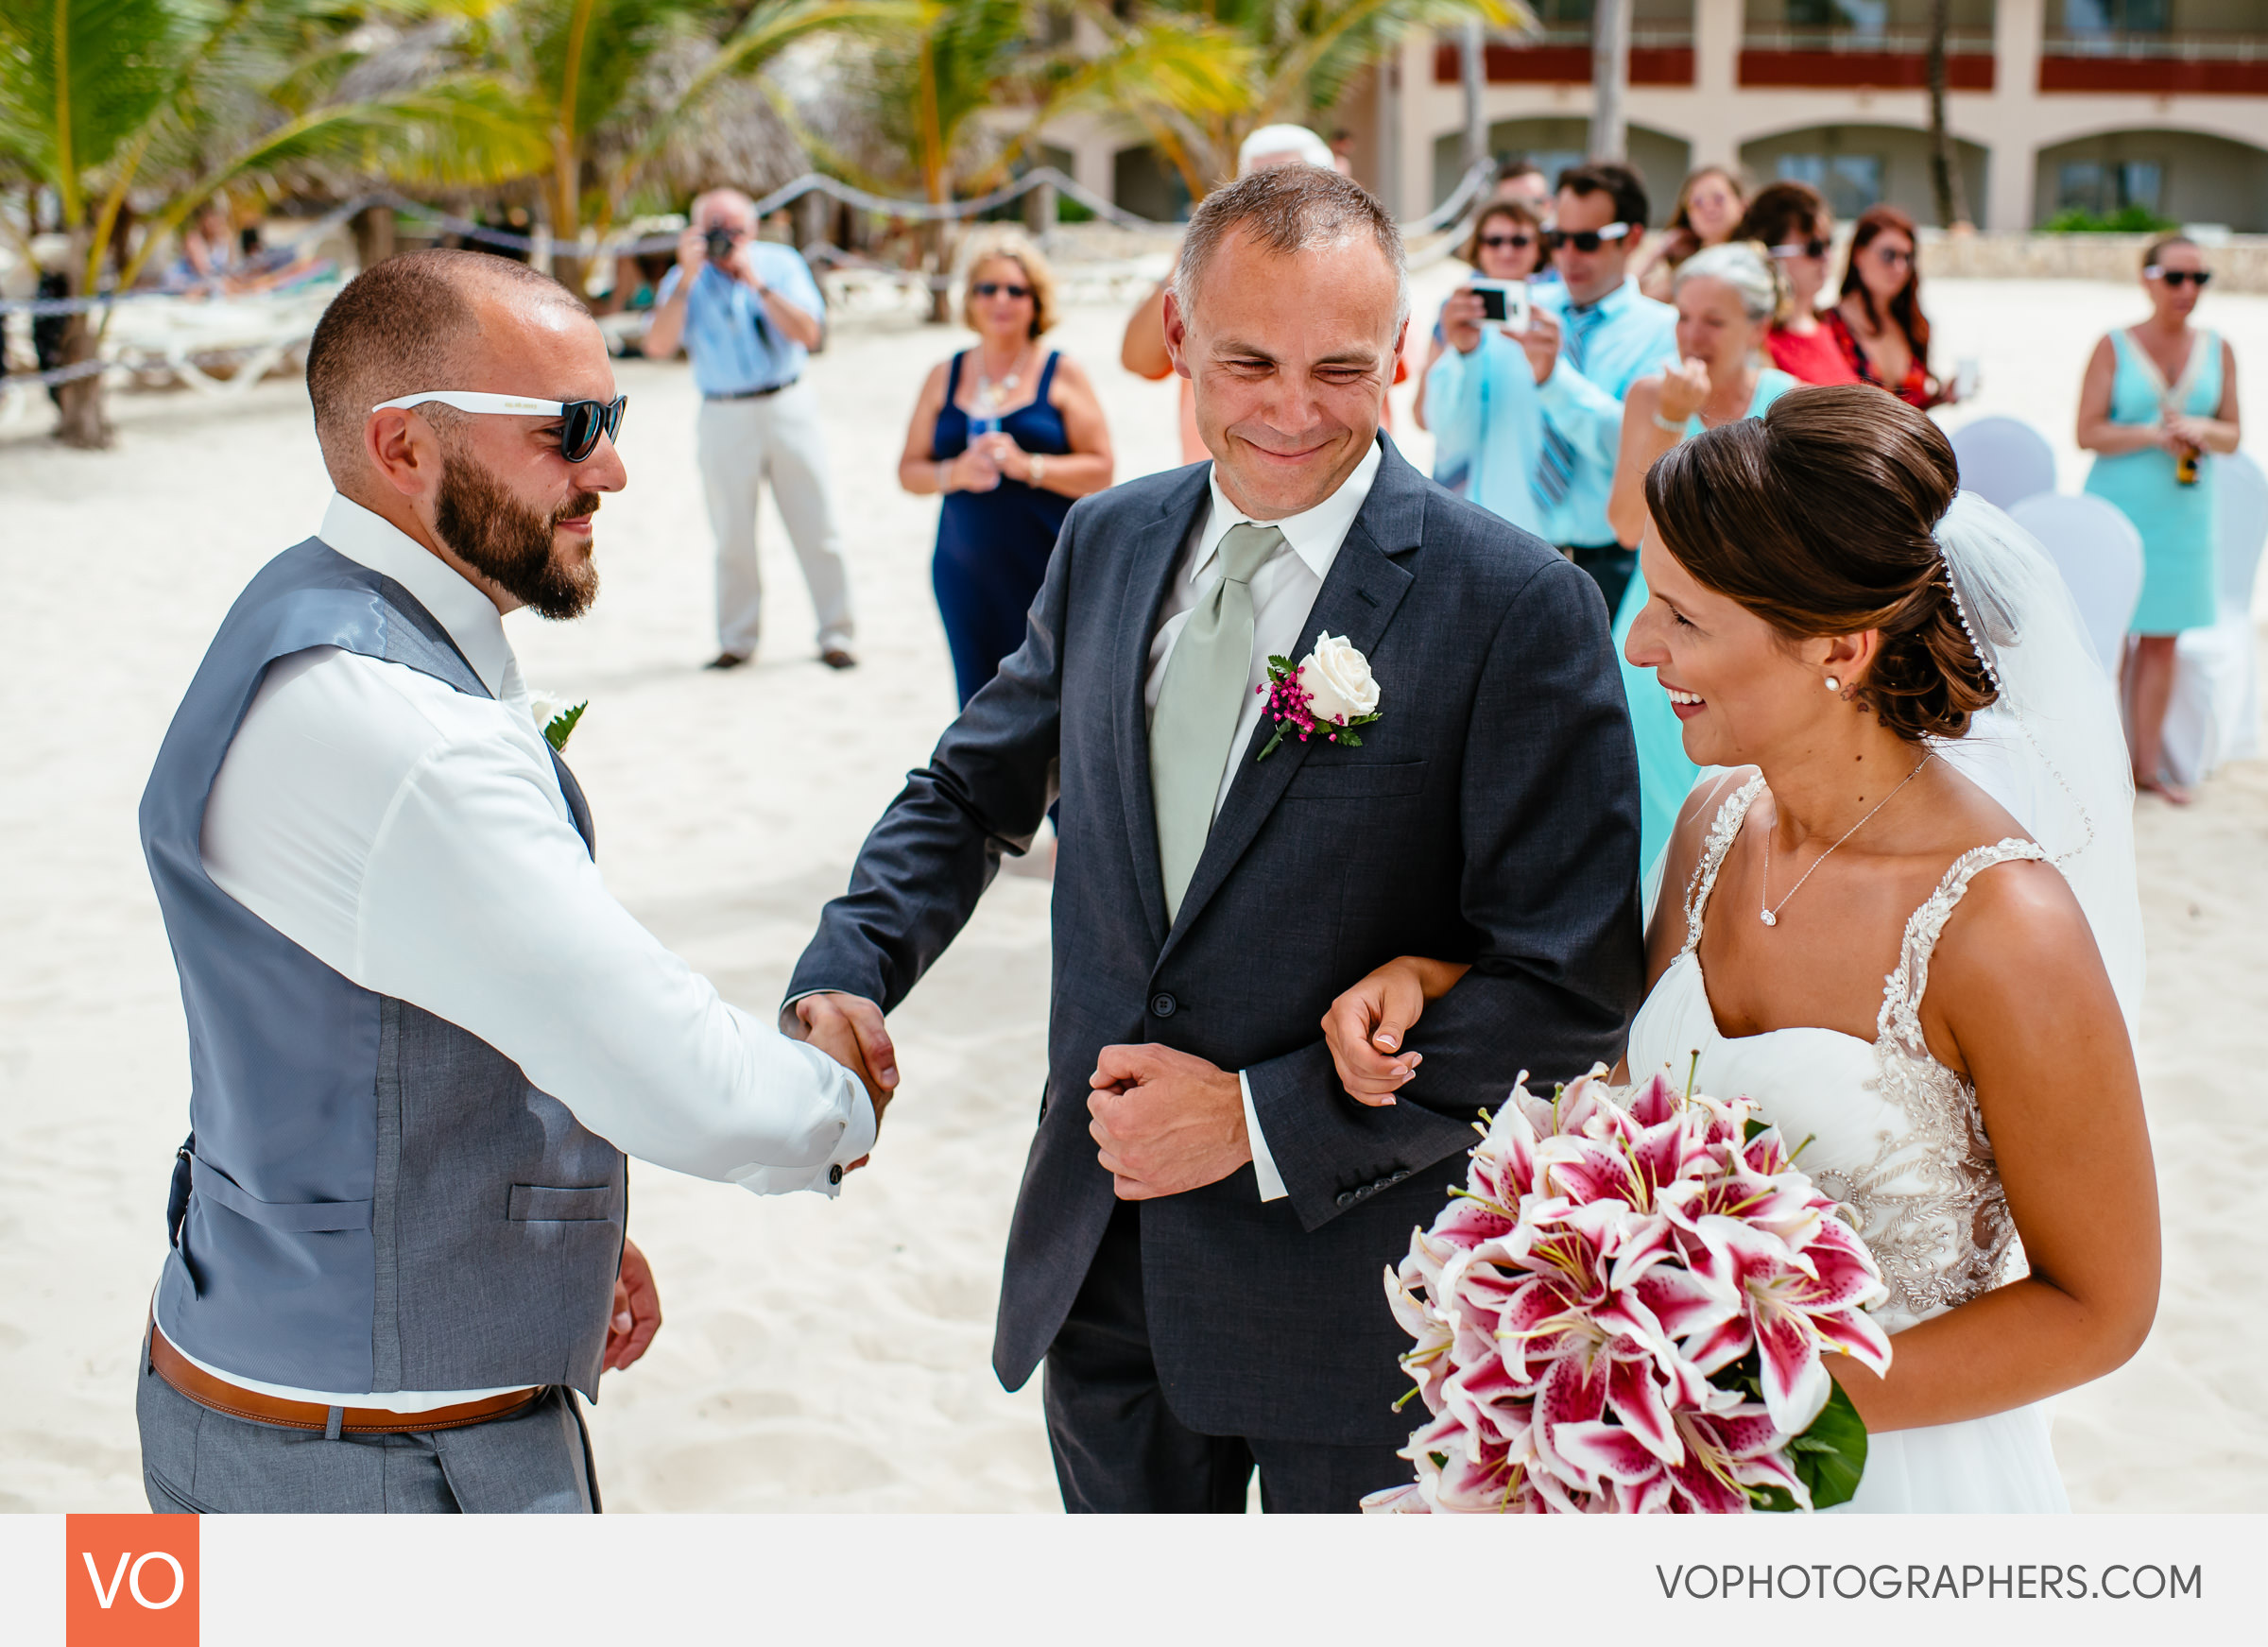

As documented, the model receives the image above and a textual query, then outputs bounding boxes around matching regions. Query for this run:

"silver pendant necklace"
[1760,752,1934,927]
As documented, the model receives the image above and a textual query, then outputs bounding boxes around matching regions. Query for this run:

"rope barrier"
[3,162,1498,320]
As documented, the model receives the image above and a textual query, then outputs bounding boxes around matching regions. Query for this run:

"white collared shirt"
[1142,441,1383,1204]
[189,494,875,1408]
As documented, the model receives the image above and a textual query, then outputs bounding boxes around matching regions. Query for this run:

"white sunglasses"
[370,390,627,461]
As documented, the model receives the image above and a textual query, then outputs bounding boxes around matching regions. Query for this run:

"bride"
[1326,386,2159,1512]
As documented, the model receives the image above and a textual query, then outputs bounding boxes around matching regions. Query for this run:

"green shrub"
[2044,204,2180,234]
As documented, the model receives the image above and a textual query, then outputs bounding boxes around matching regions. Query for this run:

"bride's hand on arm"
[1321,956,1470,1106]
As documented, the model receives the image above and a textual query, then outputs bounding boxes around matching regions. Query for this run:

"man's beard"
[432,451,601,621]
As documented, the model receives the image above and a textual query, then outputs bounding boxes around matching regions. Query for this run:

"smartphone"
[1469,279,1531,332]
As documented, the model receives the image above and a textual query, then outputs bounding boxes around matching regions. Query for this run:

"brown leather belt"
[147,1320,541,1435]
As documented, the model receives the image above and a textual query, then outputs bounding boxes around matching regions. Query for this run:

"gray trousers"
[696,384,854,657]
[137,1341,599,1514]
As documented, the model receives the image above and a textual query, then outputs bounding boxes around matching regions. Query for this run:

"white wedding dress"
[1625,774,2070,1514]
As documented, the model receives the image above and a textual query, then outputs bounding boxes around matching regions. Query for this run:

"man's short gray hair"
[1170,166,1409,332]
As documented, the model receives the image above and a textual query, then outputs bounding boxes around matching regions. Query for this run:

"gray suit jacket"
[788,437,1642,1445]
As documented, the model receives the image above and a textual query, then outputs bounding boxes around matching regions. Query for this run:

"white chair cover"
[2161,450,2268,784]
[2006,493,2145,677]
[1950,416,2059,511]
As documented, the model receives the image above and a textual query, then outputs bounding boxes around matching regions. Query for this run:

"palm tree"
[813,0,1246,315]
[1924,0,1970,230]
[471,0,919,296]
[1102,0,1522,202]
[0,0,544,447]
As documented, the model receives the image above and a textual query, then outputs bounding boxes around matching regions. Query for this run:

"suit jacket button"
[1149,992,1177,1019]
[1334,1191,1355,1209]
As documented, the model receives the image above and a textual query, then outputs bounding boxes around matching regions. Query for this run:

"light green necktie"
[1151,522,1283,920]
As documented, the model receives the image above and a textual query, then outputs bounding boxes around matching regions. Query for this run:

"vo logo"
[65,1516,198,1646]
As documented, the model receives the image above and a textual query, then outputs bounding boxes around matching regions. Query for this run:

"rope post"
[352,203,396,271]
[1023,176,1057,243]
[795,188,828,254]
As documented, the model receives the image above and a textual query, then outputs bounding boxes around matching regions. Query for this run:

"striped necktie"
[1535,304,1599,508]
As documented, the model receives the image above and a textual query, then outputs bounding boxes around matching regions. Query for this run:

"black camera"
[703,225,737,264]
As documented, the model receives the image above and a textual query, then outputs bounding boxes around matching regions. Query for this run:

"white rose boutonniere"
[1254,632,1383,761]
[529,692,588,752]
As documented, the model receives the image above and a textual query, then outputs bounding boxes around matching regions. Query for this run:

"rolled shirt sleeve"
[202,646,872,1196]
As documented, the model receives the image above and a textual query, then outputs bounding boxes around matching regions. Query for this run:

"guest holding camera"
[2079,234,2243,804]
[644,188,856,670]
[1418,199,1548,533]
[899,229,1113,708]
[1517,161,1679,621]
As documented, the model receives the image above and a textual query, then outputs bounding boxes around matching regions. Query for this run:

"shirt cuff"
[1241,1072,1288,1203]
[730,1058,877,1199]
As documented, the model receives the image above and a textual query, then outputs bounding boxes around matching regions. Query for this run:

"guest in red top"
[1735,180,1860,387]
[1824,204,1953,409]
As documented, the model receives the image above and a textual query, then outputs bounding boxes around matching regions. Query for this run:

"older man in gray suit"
[788,166,1642,1512]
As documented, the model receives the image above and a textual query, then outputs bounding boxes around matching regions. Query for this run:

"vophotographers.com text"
[1657,1563,2203,1602]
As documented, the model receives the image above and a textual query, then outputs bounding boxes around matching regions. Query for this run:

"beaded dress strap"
[1876,838,2048,1051]
[1677,775,1767,960]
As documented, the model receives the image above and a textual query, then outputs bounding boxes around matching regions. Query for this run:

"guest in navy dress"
[899,229,1114,706]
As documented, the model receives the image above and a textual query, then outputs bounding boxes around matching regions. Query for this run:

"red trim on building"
[2038,56,2268,94]
[1432,42,1695,87]
[1737,49,1994,89]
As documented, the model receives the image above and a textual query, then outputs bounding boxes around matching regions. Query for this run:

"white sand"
[1,270,2261,1513]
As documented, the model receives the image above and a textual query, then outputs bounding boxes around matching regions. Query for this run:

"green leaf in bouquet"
[543,701,588,752]
[1791,1378,1868,1510]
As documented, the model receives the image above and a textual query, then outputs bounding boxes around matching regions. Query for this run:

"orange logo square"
[65,1515,198,1647]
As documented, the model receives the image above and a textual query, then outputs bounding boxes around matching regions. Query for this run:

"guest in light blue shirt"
[644,188,856,670]
[1521,162,1678,620]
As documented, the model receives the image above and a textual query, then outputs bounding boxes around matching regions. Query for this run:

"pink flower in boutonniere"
[1255,632,1383,761]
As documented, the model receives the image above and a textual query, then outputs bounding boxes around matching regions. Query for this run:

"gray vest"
[141,539,627,1398]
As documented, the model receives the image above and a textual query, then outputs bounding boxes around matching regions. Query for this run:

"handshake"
[788,992,900,1173]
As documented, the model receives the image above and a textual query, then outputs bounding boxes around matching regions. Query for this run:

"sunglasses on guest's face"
[1479,232,1535,252]
[371,391,628,462]
[1771,237,1831,260]
[1870,243,1914,266]
[2146,266,2211,288]
[971,281,1033,300]
[1543,223,1633,254]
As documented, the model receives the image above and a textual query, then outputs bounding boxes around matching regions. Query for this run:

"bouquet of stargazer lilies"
[1363,1067,1892,1514]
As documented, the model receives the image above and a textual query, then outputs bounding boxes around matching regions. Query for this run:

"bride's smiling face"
[1625,528,1876,766]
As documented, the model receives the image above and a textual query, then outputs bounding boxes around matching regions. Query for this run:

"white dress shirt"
[1142,442,1382,1204]
[188,495,875,1408]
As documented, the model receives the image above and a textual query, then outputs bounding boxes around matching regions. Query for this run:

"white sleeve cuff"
[1241,1072,1288,1203]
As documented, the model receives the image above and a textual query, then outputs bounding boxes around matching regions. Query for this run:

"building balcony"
[1433,27,1697,88]
[1737,27,1996,89]
[2040,29,2268,93]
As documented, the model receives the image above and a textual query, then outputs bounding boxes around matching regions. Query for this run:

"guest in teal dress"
[1606,241,1799,874]
[2078,234,2243,803]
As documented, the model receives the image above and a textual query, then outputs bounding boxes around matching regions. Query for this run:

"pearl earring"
[1824,676,1842,692]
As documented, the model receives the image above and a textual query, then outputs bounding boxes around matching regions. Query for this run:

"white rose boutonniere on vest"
[1255,632,1383,761]
[528,692,588,752]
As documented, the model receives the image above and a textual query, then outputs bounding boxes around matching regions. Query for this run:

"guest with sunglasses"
[1510,161,1679,621]
[1822,204,1950,409]
[2079,234,2244,804]
[644,187,857,671]
[1410,197,1542,437]
[1734,180,1861,387]
[900,228,1113,709]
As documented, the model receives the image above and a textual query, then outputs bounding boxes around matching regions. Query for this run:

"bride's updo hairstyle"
[1642,384,1997,741]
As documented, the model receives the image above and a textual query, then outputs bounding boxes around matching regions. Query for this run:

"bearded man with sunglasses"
[1514,161,1678,623]
[133,249,883,1513]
